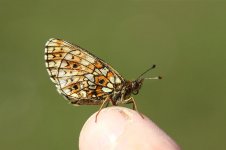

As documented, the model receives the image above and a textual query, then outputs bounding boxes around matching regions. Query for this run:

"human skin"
[79,106,181,150]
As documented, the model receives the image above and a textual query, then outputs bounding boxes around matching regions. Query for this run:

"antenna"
[145,76,162,80]
[136,64,162,80]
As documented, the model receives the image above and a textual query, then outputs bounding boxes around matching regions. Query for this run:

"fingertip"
[79,106,180,150]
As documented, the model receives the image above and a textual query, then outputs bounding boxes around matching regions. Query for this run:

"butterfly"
[45,38,161,121]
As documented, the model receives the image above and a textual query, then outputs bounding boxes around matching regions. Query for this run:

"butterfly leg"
[105,101,110,107]
[95,96,110,123]
[128,97,144,119]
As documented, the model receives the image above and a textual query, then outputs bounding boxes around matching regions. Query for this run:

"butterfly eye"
[132,90,139,95]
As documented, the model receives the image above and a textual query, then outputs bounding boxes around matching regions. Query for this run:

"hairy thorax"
[111,81,134,105]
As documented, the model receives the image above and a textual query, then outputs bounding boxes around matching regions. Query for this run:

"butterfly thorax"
[111,79,144,105]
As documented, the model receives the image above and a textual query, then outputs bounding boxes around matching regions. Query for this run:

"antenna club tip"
[158,76,162,79]
[152,64,156,68]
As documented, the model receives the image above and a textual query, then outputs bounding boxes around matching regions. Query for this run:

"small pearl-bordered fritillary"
[44,38,161,121]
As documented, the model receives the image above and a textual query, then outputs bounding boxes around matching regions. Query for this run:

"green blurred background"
[0,0,225,149]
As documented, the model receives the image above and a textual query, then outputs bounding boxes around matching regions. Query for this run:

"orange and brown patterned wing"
[45,38,124,105]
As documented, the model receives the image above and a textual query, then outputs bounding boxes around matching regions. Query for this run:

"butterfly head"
[131,64,162,95]
[131,79,144,95]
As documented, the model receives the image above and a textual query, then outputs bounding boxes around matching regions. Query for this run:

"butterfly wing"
[45,38,124,105]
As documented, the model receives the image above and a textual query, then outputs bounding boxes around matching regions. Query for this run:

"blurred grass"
[0,0,226,149]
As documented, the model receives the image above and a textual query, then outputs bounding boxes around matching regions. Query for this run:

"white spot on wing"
[80,91,87,98]
[63,47,71,52]
[107,83,113,89]
[47,42,57,47]
[45,62,49,67]
[80,59,89,66]
[86,55,95,63]
[48,61,55,67]
[50,77,56,83]
[115,77,121,84]
[85,74,94,82]
[63,88,70,94]
[57,88,62,94]
[88,81,95,85]
[47,54,54,59]
[89,85,96,89]
[49,69,57,76]
[102,87,112,93]
[58,70,66,77]
[59,79,67,86]
[44,55,47,60]
[70,50,80,55]
[65,53,73,60]
[100,67,109,76]
[71,93,79,98]
[60,60,68,67]
[45,47,48,53]
[95,69,101,74]
[109,77,114,83]
[47,47,54,53]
